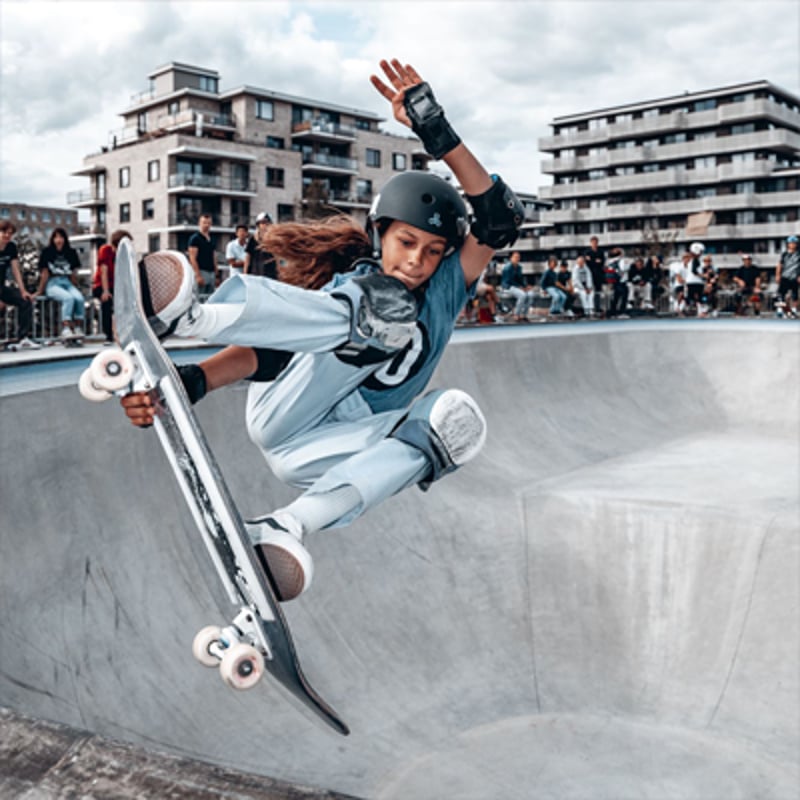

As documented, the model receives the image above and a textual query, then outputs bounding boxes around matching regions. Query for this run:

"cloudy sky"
[1,0,798,209]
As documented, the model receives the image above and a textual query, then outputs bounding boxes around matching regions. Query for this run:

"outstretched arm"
[371,59,522,287]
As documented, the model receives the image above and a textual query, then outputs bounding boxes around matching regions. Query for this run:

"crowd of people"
[461,234,800,324]
[1,213,798,351]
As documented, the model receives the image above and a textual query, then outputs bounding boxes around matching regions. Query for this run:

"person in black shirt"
[0,221,39,348]
[187,213,220,296]
[584,236,605,316]
[732,255,761,316]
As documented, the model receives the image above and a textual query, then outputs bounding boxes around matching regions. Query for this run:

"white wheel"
[192,625,223,668]
[89,348,134,393]
[78,367,112,402]
[219,643,264,690]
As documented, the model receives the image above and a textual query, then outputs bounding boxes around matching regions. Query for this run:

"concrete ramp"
[1,321,798,799]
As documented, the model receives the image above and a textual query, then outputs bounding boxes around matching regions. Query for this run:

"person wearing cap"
[245,212,278,278]
[775,235,799,319]
[732,254,762,316]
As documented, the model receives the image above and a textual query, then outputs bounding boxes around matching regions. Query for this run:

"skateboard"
[61,333,84,348]
[78,239,349,736]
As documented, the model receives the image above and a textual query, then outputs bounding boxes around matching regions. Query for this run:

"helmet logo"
[428,212,443,228]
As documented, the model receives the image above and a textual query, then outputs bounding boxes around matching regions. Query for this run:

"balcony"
[301,152,358,175]
[292,118,357,142]
[167,173,256,195]
[155,109,236,134]
[167,212,255,228]
[302,187,373,208]
[67,189,107,208]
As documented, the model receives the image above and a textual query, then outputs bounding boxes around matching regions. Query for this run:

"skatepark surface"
[1,320,798,799]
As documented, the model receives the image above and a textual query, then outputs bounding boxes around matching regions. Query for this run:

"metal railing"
[301,152,358,171]
[168,173,256,193]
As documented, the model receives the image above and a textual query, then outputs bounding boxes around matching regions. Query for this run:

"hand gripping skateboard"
[78,239,349,736]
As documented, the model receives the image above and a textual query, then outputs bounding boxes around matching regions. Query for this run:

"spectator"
[91,229,131,343]
[571,254,595,318]
[36,227,85,339]
[699,253,719,317]
[475,266,499,322]
[555,259,576,316]
[683,242,706,313]
[775,235,799,319]
[733,254,762,316]
[627,256,653,311]
[187,212,220,296]
[0,220,40,349]
[584,235,605,316]
[246,212,278,278]
[500,250,532,322]
[604,247,629,318]
[644,254,665,310]
[226,224,249,278]
[669,251,690,314]
[540,256,566,316]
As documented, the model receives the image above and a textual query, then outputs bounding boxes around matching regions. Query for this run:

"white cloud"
[1,0,797,207]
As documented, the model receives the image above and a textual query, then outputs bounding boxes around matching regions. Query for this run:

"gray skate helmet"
[367,171,470,258]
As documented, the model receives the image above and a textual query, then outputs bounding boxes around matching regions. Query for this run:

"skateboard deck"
[81,239,348,735]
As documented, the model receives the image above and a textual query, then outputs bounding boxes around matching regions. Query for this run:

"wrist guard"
[467,175,525,249]
[403,82,462,160]
[176,363,207,405]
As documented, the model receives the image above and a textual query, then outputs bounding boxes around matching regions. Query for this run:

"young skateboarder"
[121,59,523,601]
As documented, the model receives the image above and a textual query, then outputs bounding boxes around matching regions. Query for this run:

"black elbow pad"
[467,175,525,249]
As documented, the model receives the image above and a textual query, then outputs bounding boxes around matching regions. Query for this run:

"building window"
[356,178,373,202]
[119,166,130,188]
[137,112,147,132]
[694,98,717,112]
[355,119,371,131]
[17,208,26,220]
[142,199,154,220]
[199,75,218,93]
[148,160,160,182]
[392,153,407,171]
[266,136,285,149]
[148,233,161,253]
[120,203,131,223]
[266,167,284,187]
[366,148,381,168]
[0,208,9,219]
[256,100,274,121]
[168,100,180,115]
[277,203,294,223]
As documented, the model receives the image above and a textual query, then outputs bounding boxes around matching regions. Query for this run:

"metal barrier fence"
[1,296,104,345]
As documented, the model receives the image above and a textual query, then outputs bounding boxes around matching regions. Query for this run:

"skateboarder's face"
[379,220,447,290]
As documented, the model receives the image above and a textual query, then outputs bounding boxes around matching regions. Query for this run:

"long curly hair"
[261,215,373,290]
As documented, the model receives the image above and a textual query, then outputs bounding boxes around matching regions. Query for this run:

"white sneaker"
[60,326,72,339]
[17,337,42,350]
[140,251,198,338]
[246,510,313,601]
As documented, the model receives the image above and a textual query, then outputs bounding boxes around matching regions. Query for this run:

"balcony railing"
[301,152,358,171]
[168,212,255,228]
[156,109,236,131]
[168,173,256,193]
[292,119,356,139]
[67,189,106,205]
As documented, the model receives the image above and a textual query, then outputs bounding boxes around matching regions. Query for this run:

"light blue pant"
[503,285,532,317]
[46,277,85,322]
[545,286,566,313]
[202,275,434,527]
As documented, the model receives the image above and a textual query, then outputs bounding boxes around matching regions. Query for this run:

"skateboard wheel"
[192,625,223,667]
[219,643,264,690]
[89,349,134,393]
[78,367,112,402]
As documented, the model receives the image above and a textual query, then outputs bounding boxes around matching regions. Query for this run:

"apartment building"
[0,202,80,246]
[69,62,430,255]
[538,80,800,270]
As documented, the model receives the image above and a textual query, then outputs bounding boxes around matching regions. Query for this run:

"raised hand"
[369,59,424,128]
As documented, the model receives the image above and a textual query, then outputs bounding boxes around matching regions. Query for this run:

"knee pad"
[391,389,487,485]
[331,270,419,366]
